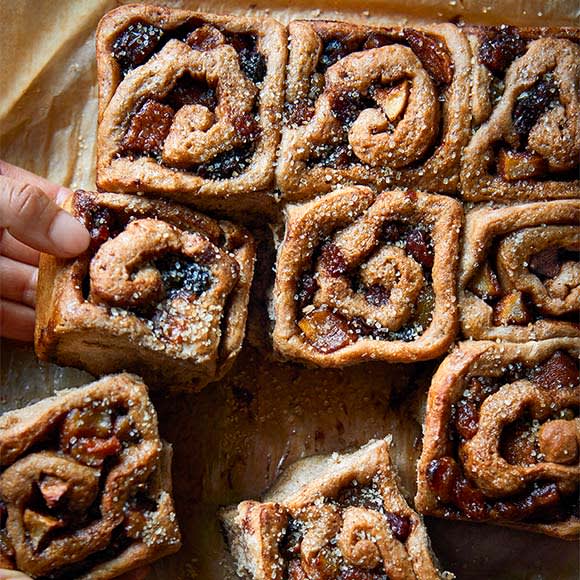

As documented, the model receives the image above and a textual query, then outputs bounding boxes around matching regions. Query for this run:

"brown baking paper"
[1,1,579,579]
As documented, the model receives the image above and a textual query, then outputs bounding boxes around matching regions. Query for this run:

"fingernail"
[48,210,91,257]
[55,186,72,207]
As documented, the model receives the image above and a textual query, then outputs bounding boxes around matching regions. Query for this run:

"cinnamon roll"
[416,340,580,539]
[462,26,580,201]
[96,5,286,210]
[0,373,181,578]
[273,187,462,366]
[221,438,450,580]
[276,20,472,201]
[459,200,580,341]
[35,190,255,390]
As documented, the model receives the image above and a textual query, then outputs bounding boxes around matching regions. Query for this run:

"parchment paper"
[1,1,579,579]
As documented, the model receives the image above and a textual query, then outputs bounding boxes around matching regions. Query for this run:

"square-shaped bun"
[35,190,255,390]
[222,438,449,579]
[0,373,181,578]
[96,4,286,210]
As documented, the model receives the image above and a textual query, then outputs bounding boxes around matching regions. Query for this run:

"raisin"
[318,37,360,72]
[513,79,558,143]
[318,143,356,168]
[75,193,117,251]
[491,483,561,522]
[403,29,453,85]
[454,479,488,520]
[196,144,254,179]
[122,100,175,156]
[164,74,217,110]
[319,242,348,277]
[286,102,315,125]
[350,316,376,337]
[532,350,579,390]
[298,308,355,353]
[328,88,367,126]
[529,248,562,278]
[363,32,393,50]
[478,26,526,74]
[384,512,412,542]
[157,255,212,298]
[233,113,261,143]
[186,25,224,51]
[240,49,267,83]
[382,222,402,242]
[454,398,480,440]
[112,22,163,74]
[426,457,460,504]
[339,568,385,580]
[405,228,434,269]
[296,273,318,309]
[364,284,390,307]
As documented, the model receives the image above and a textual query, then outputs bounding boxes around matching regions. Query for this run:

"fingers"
[0,571,32,580]
[0,257,38,307]
[0,160,66,203]
[0,230,40,266]
[0,300,35,342]
[0,175,90,258]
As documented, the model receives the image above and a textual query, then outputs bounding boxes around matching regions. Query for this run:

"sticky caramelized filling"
[296,220,435,351]
[428,350,579,522]
[281,482,412,580]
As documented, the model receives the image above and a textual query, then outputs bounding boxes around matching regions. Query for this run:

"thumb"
[0,175,89,258]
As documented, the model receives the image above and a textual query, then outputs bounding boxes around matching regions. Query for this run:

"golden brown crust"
[416,340,580,540]
[459,200,580,341]
[276,20,472,201]
[222,439,449,580]
[273,187,462,366]
[96,4,286,211]
[34,190,255,391]
[461,27,580,201]
[0,373,181,578]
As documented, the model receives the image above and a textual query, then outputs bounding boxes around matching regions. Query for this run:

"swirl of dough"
[324,44,439,168]
[462,379,579,498]
[337,507,414,579]
[90,218,239,310]
[496,225,580,317]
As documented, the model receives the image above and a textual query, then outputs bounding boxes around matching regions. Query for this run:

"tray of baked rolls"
[0,0,578,579]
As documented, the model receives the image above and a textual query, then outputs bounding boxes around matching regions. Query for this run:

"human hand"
[0,160,90,341]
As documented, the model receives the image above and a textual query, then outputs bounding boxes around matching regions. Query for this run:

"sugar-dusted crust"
[35,190,255,390]
[272,186,462,366]
[276,20,472,201]
[416,340,580,540]
[459,200,580,342]
[222,438,451,580]
[96,4,286,211]
[461,26,580,201]
[0,373,181,578]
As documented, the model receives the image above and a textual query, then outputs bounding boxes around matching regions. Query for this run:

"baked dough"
[222,438,451,579]
[96,4,286,211]
[462,26,580,201]
[0,373,181,578]
[416,339,580,539]
[276,20,472,201]
[273,187,462,366]
[35,190,255,390]
[459,200,580,341]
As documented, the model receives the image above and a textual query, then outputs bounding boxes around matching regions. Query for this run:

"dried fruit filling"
[282,483,412,580]
[429,350,579,522]
[296,223,435,351]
